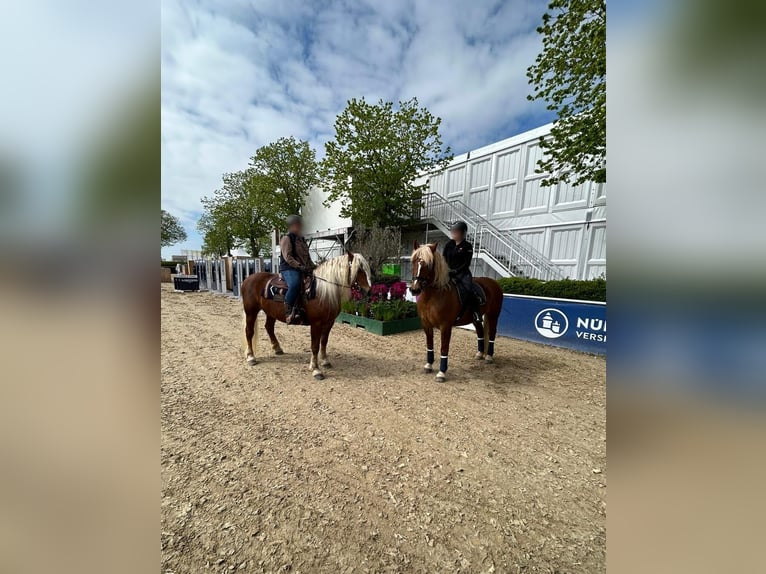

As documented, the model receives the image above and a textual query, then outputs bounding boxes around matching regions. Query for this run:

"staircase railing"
[417,192,564,281]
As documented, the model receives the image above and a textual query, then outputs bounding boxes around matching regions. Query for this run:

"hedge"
[161,260,185,269]
[497,277,606,302]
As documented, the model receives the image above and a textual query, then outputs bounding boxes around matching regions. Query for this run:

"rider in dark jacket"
[443,221,482,322]
[279,215,316,324]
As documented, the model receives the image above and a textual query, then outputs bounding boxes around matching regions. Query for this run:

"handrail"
[418,192,564,281]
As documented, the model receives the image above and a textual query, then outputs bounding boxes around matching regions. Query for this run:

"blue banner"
[497,295,606,355]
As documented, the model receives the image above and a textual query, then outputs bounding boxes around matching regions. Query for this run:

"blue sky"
[161,0,554,256]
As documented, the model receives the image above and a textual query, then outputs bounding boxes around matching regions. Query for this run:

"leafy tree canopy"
[198,137,318,257]
[197,198,240,257]
[161,209,187,247]
[527,0,606,186]
[199,170,277,257]
[320,98,452,228]
[249,136,319,218]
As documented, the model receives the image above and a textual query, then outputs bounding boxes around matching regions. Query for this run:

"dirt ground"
[161,284,605,573]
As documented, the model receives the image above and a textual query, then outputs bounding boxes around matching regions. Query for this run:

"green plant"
[342,298,418,320]
[161,260,183,268]
[497,277,606,302]
[321,97,452,227]
[527,0,605,185]
[161,210,187,247]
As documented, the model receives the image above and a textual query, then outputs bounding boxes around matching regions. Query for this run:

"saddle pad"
[263,274,316,301]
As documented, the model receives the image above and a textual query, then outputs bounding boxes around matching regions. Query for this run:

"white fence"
[191,258,264,297]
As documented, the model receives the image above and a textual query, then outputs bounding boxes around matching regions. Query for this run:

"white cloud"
[161,0,552,254]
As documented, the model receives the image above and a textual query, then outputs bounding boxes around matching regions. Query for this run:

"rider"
[279,214,316,324]
[443,221,482,322]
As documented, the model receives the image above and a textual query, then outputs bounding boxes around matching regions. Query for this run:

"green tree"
[320,98,452,228]
[197,205,238,257]
[527,0,606,186]
[161,209,187,247]
[249,136,318,217]
[199,170,277,257]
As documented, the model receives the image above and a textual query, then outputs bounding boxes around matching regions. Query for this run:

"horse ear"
[428,242,438,252]
[346,250,354,261]
[413,240,420,250]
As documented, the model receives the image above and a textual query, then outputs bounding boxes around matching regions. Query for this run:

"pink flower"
[370,283,389,302]
[389,281,408,300]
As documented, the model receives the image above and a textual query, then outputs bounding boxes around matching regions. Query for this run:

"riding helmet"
[286,214,302,226]
[450,221,468,233]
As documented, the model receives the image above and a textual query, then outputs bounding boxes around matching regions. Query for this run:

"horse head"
[347,251,372,296]
[410,241,439,295]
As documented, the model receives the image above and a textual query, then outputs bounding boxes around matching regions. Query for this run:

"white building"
[296,122,606,280]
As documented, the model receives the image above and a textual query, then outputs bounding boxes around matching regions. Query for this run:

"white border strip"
[503,293,606,306]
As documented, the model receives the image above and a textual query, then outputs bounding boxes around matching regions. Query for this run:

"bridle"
[412,258,432,288]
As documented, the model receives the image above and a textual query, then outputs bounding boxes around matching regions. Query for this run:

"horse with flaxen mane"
[241,252,372,380]
[410,242,503,382]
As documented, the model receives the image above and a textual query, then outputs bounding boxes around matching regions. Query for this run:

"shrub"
[161,260,182,269]
[497,277,606,302]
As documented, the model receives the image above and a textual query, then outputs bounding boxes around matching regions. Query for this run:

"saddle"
[453,278,487,322]
[263,273,316,302]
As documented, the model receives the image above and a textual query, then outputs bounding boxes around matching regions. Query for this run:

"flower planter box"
[336,312,422,336]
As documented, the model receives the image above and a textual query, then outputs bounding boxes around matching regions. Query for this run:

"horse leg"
[423,324,435,374]
[265,315,283,355]
[319,324,333,368]
[485,313,498,364]
[309,323,324,380]
[473,314,486,360]
[435,325,452,382]
[244,309,259,365]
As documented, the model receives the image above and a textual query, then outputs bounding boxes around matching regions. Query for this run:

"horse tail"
[242,311,247,357]
[483,312,489,356]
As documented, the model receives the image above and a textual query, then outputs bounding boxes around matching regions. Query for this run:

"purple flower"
[389,281,408,300]
[370,283,389,302]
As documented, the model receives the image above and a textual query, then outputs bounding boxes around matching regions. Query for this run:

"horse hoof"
[321,362,332,368]
[435,372,446,382]
[313,373,325,381]
[423,367,433,374]
[474,352,485,360]
[246,357,257,366]
[274,349,284,356]
[485,356,494,364]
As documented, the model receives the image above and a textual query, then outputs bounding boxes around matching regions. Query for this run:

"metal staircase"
[417,192,564,281]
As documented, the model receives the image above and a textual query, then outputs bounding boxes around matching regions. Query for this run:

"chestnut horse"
[410,242,503,382]
[240,252,372,380]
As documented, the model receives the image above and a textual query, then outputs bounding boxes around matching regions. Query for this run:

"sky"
[161,0,554,257]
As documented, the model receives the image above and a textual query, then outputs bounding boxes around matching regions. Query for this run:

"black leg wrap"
[427,349,434,364]
[440,356,448,373]
[488,340,495,356]
[477,338,484,353]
